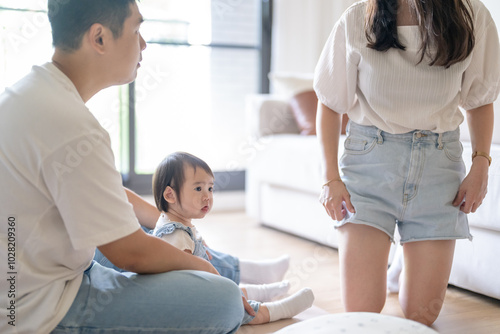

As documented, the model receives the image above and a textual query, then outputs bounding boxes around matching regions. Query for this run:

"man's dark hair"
[48,0,137,52]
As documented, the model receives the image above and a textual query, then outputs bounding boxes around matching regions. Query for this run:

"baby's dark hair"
[152,152,214,212]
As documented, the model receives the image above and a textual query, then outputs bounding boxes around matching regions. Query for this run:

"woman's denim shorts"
[336,121,472,244]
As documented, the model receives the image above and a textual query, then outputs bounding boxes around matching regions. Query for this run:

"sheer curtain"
[271,0,357,75]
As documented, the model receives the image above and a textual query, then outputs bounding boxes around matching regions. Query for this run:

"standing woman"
[315,0,500,326]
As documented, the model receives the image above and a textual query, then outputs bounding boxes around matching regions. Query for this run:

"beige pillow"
[289,90,318,135]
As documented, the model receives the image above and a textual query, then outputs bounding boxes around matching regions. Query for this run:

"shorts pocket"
[344,136,377,155]
[444,141,463,162]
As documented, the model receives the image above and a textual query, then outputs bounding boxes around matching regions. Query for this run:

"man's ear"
[163,186,177,204]
[87,23,108,55]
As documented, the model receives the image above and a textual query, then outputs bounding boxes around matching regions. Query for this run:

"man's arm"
[124,187,160,229]
[98,228,219,275]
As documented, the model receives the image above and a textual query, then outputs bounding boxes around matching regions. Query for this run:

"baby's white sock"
[264,288,314,322]
[387,245,404,293]
[242,281,291,302]
[239,255,290,284]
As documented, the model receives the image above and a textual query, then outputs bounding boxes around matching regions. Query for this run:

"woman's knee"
[399,240,454,326]
[344,295,386,313]
[400,295,444,326]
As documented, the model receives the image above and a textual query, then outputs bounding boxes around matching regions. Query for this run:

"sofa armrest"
[245,94,300,138]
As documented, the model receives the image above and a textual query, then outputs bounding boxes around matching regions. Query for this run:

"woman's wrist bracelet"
[322,178,342,188]
[472,151,492,166]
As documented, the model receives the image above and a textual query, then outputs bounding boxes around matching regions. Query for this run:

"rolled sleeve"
[460,5,500,110]
[313,18,358,114]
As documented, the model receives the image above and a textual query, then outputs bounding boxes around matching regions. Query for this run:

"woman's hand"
[319,180,355,221]
[317,103,350,221]
[456,103,494,214]
[453,158,489,213]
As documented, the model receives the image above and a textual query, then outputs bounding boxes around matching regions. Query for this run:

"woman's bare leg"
[400,240,455,326]
[338,223,392,312]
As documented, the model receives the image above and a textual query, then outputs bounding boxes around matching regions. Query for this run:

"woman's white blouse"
[314,0,500,134]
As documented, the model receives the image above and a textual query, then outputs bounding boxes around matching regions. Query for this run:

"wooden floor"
[198,211,500,334]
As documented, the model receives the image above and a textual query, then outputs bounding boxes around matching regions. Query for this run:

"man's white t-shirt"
[0,63,141,334]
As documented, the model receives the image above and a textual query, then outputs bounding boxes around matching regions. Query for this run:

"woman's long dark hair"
[365,0,475,68]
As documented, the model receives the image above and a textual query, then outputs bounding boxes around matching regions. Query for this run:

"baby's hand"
[203,240,213,260]
[242,296,256,317]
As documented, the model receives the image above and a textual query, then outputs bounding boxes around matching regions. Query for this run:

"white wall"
[271,0,499,74]
[271,0,356,74]
[478,0,500,144]
[482,0,499,21]
[476,0,500,144]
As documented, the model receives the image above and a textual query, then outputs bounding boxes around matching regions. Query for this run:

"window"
[129,0,268,193]
[0,0,271,194]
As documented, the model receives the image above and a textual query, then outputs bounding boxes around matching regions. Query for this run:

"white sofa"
[245,94,500,300]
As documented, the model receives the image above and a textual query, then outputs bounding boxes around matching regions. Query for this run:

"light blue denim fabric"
[337,121,472,244]
[207,248,241,285]
[91,226,152,273]
[152,222,257,324]
[155,222,210,260]
[154,222,242,284]
[90,225,257,327]
[52,260,245,333]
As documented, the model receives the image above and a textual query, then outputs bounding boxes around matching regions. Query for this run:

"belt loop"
[437,133,444,150]
[377,129,383,144]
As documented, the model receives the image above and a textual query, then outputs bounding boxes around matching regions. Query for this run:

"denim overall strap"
[154,222,210,260]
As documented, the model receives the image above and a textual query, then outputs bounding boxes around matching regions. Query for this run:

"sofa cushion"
[289,91,318,135]
[252,134,323,192]
[251,134,500,233]
[251,134,347,194]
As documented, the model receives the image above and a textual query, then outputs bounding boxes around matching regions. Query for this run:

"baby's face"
[178,165,214,219]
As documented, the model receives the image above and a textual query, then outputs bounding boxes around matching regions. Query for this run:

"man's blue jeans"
[52,257,244,333]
